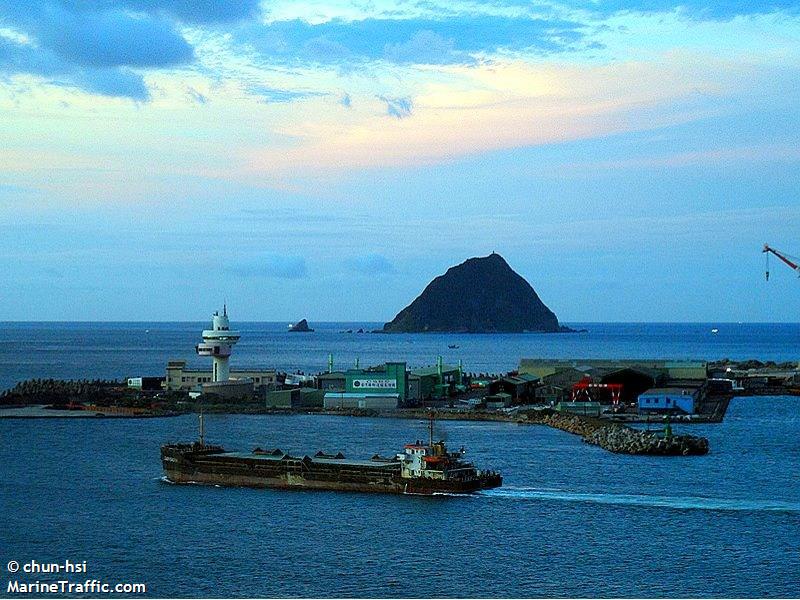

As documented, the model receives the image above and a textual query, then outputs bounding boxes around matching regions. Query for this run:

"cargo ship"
[161,415,502,495]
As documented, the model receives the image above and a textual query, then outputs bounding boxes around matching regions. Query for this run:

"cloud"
[186,86,208,104]
[379,95,413,118]
[384,30,469,65]
[0,36,150,100]
[114,0,261,24]
[564,0,800,20]
[244,50,781,174]
[72,66,150,100]
[340,92,352,108]
[250,85,327,103]
[1,3,194,68]
[0,0,211,99]
[347,254,394,275]
[226,255,308,279]
[237,15,588,66]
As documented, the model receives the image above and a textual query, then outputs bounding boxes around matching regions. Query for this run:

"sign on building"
[352,379,397,390]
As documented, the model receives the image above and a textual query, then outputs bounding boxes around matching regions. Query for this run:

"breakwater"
[520,411,709,456]
[363,408,710,456]
[0,378,124,406]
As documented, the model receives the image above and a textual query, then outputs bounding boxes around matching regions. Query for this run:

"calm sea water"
[1,323,799,597]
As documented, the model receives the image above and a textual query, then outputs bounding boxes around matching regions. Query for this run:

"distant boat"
[711,328,719,334]
[448,344,459,349]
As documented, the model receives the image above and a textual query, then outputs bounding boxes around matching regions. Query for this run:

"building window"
[182,377,186,382]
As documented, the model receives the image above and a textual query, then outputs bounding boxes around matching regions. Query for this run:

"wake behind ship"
[161,419,501,495]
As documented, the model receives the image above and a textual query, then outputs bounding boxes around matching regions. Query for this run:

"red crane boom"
[763,244,800,281]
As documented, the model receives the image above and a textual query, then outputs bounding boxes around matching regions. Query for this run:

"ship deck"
[216,451,400,469]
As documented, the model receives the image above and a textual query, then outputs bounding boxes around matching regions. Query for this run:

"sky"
[1,0,799,322]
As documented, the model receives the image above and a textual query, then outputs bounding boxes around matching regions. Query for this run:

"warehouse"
[320,361,409,409]
[323,392,399,410]
[411,358,462,400]
[315,358,469,404]
[556,401,602,417]
[263,388,324,408]
[519,358,707,381]
[489,373,539,402]
[165,360,277,392]
[316,371,347,392]
[637,388,698,415]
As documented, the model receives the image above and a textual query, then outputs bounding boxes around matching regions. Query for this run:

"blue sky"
[1,0,799,321]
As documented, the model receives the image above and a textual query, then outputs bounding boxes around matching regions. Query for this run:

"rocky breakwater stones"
[520,411,709,456]
[583,425,709,456]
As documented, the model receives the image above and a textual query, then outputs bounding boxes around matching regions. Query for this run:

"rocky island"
[383,253,573,333]
[288,319,314,332]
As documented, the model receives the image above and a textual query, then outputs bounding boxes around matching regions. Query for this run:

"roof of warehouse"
[411,365,460,377]
[317,371,346,379]
[498,374,539,384]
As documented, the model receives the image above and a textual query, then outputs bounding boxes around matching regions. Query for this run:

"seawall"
[519,411,709,456]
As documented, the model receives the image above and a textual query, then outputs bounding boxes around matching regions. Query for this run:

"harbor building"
[637,388,698,415]
[164,307,274,399]
[489,373,539,402]
[263,388,324,409]
[196,305,239,384]
[165,361,277,392]
[317,371,347,392]
[410,358,463,400]
[323,362,408,409]
[519,358,707,381]
[317,357,467,406]
[126,376,165,391]
[555,401,602,417]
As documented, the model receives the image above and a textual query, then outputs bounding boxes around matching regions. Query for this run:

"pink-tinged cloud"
[240,53,753,178]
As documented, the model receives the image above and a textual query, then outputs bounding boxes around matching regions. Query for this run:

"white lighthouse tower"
[196,305,240,382]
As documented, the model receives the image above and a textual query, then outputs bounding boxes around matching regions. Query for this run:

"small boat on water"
[448,344,459,349]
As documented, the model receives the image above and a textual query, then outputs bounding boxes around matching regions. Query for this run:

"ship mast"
[199,405,205,447]
[428,411,434,447]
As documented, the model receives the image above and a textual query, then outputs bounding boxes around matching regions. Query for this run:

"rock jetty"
[383,253,572,333]
[0,378,123,406]
[521,410,709,456]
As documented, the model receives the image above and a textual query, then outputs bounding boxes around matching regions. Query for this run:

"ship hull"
[163,467,407,493]
[161,444,501,495]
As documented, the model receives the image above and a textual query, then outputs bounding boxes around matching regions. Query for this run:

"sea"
[0,322,799,598]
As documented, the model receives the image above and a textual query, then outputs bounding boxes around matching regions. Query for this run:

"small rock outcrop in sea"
[288,319,314,332]
[383,253,570,333]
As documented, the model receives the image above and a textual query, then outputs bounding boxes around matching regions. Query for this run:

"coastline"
[0,403,711,456]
